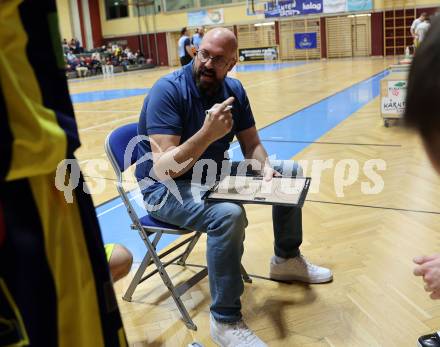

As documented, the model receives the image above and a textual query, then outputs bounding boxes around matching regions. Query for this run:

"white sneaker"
[269,254,333,283]
[210,314,267,347]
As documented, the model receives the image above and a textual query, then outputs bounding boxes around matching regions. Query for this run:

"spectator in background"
[411,12,427,47]
[121,56,130,70]
[405,17,440,347]
[74,38,82,53]
[135,49,146,64]
[90,52,102,75]
[62,38,69,53]
[102,57,114,77]
[91,51,101,62]
[69,38,76,52]
[178,27,193,66]
[126,48,135,64]
[76,56,88,77]
[192,26,204,50]
[66,50,76,63]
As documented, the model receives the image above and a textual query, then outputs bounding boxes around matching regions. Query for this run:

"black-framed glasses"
[196,50,230,68]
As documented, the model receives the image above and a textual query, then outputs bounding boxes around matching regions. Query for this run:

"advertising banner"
[294,33,318,49]
[381,80,407,114]
[323,0,346,13]
[188,9,224,26]
[347,0,373,11]
[264,0,323,18]
[238,47,278,61]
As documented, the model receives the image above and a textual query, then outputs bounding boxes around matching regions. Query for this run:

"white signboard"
[323,0,346,13]
[381,80,407,115]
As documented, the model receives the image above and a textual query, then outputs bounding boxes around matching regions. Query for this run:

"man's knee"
[210,203,247,235]
[223,203,247,227]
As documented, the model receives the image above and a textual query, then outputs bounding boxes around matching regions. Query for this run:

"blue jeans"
[143,160,303,323]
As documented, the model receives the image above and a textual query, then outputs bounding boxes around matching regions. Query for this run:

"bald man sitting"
[135,28,332,346]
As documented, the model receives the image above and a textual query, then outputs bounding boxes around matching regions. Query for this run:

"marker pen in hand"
[205,105,233,120]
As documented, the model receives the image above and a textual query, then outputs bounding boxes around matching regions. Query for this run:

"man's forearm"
[245,143,271,170]
[153,129,212,179]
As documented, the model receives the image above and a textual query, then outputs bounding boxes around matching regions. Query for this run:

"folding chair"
[105,123,252,330]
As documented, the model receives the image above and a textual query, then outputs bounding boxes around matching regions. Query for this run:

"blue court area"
[69,62,307,104]
[234,61,308,72]
[71,88,149,103]
[96,70,388,262]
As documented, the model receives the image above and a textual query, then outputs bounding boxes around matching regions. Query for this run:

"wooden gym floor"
[69,58,440,347]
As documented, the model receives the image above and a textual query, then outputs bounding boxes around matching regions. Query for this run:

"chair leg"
[123,232,161,301]
[177,232,202,266]
[241,264,252,283]
[149,246,198,330]
[127,230,198,330]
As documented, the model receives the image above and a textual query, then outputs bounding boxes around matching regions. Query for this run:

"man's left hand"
[263,165,281,181]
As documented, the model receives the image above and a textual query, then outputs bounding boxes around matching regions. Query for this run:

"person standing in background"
[411,12,427,48]
[178,27,194,66]
[192,26,205,50]
[415,16,431,46]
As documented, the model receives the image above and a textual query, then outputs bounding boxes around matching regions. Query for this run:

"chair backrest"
[105,123,139,174]
[105,122,188,235]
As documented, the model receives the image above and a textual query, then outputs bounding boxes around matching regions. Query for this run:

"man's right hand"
[202,96,235,142]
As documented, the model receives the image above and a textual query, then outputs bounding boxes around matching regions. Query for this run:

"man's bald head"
[201,28,238,58]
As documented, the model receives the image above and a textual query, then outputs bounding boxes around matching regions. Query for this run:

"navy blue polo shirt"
[135,62,255,191]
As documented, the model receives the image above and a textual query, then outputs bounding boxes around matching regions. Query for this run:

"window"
[200,0,243,7]
[132,0,162,15]
[164,0,195,12]
[105,0,129,20]
[200,0,234,7]
[200,0,231,6]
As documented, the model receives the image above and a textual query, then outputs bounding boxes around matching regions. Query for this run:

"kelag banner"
[264,0,323,18]
[238,47,278,61]
[294,33,318,49]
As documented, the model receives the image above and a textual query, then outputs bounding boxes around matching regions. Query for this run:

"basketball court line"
[79,114,139,132]
[71,88,149,103]
[68,61,311,87]
[75,110,140,113]
[243,67,324,89]
[68,67,166,83]
[234,61,309,72]
[259,139,402,147]
[307,199,440,215]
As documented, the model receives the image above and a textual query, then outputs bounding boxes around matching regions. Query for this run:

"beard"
[193,64,222,96]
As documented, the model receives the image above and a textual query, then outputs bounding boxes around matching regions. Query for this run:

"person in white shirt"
[411,12,427,46]
[415,17,431,45]
[177,27,194,66]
